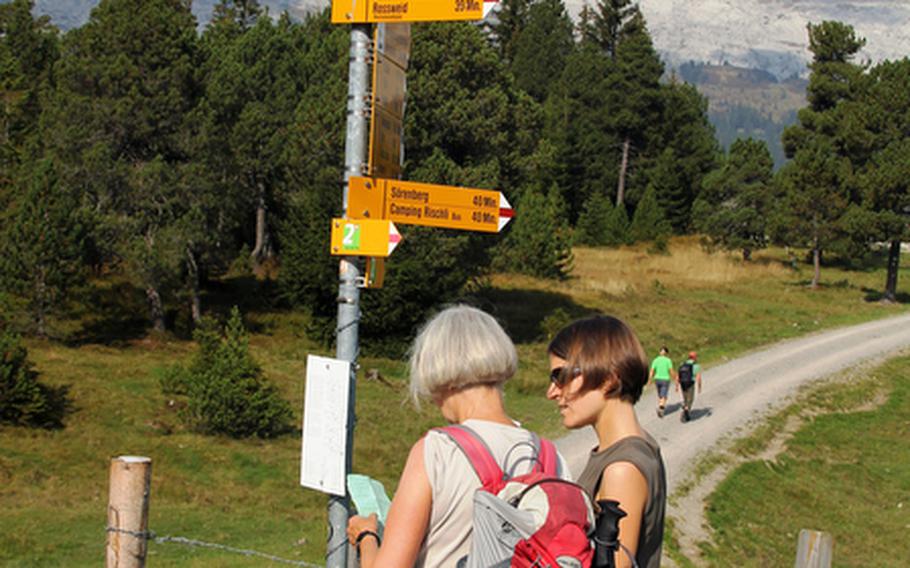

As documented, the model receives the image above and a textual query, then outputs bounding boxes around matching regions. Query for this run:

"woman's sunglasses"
[549,366,581,387]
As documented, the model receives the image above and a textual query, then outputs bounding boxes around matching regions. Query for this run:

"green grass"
[0,239,908,565]
[699,354,910,567]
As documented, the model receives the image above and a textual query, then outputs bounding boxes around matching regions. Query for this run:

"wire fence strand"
[106,527,326,568]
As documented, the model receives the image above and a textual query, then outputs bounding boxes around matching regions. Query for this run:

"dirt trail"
[553,311,910,564]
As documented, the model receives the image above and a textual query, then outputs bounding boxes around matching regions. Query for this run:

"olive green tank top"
[576,433,667,568]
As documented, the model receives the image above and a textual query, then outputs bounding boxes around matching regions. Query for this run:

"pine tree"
[604,201,631,246]
[694,138,775,260]
[777,21,865,288]
[604,10,664,207]
[163,307,293,438]
[202,14,312,271]
[278,14,348,318]
[629,184,671,243]
[574,191,612,246]
[0,160,84,337]
[0,0,58,204]
[774,138,851,287]
[487,0,531,63]
[544,42,615,221]
[498,184,573,279]
[653,78,719,232]
[0,328,68,428]
[587,0,641,58]
[510,0,574,103]
[211,0,262,32]
[45,0,200,331]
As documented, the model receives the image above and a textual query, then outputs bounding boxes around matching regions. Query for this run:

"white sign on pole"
[301,354,351,496]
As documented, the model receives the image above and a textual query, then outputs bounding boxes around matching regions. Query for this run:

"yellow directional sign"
[330,218,402,257]
[347,177,514,233]
[363,257,386,288]
[368,24,410,180]
[333,0,484,23]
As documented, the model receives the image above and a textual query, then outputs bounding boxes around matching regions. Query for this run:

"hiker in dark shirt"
[547,315,667,568]
[677,351,703,422]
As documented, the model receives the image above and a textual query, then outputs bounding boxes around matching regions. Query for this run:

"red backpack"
[436,424,595,568]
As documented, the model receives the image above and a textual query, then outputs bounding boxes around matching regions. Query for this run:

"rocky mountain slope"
[31,1,910,79]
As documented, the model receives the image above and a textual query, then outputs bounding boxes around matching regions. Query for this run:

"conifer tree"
[777,21,865,288]
[587,0,641,58]
[498,184,573,279]
[605,11,664,205]
[0,0,58,203]
[163,307,292,438]
[45,0,200,331]
[629,184,671,242]
[510,0,574,103]
[855,58,910,301]
[544,42,615,221]
[774,139,850,287]
[278,15,348,316]
[694,138,775,260]
[202,13,311,271]
[487,0,531,63]
[211,0,262,32]
[604,201,631,246]
[575,191,612,246]
[0,328,67,428]
[653,79,719,231]
[860,139,910,301]
[0,160,84,337]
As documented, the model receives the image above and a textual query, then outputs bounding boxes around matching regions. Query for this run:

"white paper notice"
[300,354,351,496]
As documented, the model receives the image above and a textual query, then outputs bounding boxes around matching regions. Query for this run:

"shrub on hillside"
[630,185,672,243]
[495,185,573,279]
[162,307,293,438]
[0,328,68,428]
[575,192,612,246]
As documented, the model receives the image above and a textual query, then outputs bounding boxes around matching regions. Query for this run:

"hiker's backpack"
[678,362,694,388]
[436,424,595,568]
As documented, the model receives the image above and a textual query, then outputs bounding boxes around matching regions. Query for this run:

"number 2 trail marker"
[330,218,403,257]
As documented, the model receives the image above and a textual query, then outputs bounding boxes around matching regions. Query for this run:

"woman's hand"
[347,513,380,568]
[347,512,379,544]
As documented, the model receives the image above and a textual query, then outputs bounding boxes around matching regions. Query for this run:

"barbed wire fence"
[105,456,342,568]
[106,526,325,567]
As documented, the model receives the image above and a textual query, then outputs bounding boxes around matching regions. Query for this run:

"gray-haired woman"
[347,305,570,567]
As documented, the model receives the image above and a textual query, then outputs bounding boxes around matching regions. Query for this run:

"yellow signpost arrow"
[333,0,489,24]
[330,218,403,257]
[347,176,514,233]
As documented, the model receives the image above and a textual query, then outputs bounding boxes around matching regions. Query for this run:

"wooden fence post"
[794,529,833,568]
[106,456,152,568]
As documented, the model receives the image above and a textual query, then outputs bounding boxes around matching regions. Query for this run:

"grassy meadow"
[697,353,910,567]
[1,238,908,566]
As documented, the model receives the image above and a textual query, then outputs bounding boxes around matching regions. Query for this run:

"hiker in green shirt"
[649,346,675,418]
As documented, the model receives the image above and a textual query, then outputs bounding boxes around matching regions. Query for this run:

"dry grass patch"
[572,238,788,295]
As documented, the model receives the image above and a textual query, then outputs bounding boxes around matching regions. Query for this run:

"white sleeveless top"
[415,419,570,567]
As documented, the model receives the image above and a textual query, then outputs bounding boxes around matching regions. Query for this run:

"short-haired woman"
[348,305,570,567]
[547,315,666,568]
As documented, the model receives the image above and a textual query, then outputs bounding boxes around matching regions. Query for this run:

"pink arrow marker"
[483,1,499,19]
[388,223,402,255]
[498,193,514,232]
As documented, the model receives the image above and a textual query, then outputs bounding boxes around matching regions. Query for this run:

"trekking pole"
[593,499,626,568]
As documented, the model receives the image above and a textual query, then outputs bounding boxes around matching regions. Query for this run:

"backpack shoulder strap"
[536,436,559,477]
[433,424,504,490]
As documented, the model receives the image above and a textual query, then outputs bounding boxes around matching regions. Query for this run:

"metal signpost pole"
[327,23,371,568]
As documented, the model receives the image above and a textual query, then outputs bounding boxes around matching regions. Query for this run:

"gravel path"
[553,311,910,559]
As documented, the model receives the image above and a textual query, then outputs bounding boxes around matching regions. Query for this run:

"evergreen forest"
[2,0,908,351]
